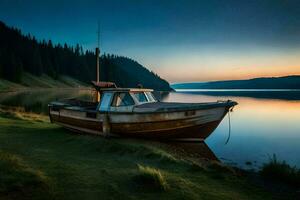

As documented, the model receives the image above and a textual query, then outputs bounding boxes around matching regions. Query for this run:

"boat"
[48,81,237,140]
[48,30,237,140]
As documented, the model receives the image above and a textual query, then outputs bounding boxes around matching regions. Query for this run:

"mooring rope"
[225,108,232,145]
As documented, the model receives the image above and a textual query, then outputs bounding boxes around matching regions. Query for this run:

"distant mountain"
[0,21,171,91]
[172,76,300,89]
[104,56,171,90]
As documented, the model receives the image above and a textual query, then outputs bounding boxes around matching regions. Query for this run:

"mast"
[96,22,100,83]
[95,22,100,101]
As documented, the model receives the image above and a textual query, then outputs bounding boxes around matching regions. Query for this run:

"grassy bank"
[0,109,293,200]
[261,154,300,188]
[0,73,88,92]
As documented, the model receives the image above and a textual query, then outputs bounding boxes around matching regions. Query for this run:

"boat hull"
[111,119,223,140]
[49,105,231,140]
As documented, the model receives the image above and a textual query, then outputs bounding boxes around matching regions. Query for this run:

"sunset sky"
[0,0,300,83]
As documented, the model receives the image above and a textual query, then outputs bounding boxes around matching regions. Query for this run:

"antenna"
[95,21,101,101]
[97,21,100,49]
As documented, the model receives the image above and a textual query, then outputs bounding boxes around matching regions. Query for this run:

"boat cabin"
[97,88,157,112]
[49,82,159,114]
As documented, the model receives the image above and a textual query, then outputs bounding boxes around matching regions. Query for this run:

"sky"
[0,0,300,83]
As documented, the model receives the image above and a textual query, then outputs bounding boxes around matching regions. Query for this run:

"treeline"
[0,21,171,90]
[101,55,171,90]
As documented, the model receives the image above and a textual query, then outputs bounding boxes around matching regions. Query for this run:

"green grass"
[0,109,282,200]
[134,164,169,191]
[0,73,88,92]
[0,79,25,92]
[0,151,51,200]
[260,154,300,187]
[59,75,89,87]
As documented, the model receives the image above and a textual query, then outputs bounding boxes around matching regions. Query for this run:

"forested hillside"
[0,21,171,91]
[172,76,300,89]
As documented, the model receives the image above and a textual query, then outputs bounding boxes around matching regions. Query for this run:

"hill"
[172,76,300,89]
[0,73,88,92]
[0,21,171,91]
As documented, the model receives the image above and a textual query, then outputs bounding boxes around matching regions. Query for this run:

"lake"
[165,90,300,170]
[1,89,299,170]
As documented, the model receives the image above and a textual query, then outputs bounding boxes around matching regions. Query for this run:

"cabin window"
[99,92,113,111]
[145,92,156,102]
[132,92,148,103]
[112,92,135,107]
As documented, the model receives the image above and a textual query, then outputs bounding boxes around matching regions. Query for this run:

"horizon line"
[170,74,300,84]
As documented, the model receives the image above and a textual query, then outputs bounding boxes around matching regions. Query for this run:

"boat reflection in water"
[149,141,219,162]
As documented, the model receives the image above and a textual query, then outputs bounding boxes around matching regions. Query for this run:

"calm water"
[1,89,299,169]
[165,91,300,169]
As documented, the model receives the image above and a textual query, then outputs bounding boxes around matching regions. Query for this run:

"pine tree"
[32,46,43,75]
[0,50,2,78]
[6,53,23,82]
[15,58,23,83]
[0,63,2,78]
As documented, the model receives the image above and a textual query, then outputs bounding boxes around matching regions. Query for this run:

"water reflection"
[131,139,219,164]
[159,141,219,162]
[175,90,300,100]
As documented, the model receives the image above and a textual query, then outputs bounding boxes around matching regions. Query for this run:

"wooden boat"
[48,82,237,140]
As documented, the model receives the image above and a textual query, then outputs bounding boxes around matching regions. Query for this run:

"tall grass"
[134,164,169,191]
[0,151,50,199]
[260,154,300,187]
[0,105,48,122]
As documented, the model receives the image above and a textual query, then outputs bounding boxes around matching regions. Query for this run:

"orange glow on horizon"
[158,66,300,83]
[138,45,300,83]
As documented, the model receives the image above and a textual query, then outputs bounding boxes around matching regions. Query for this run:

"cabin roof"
[92,81,117,89]
[91,81,153,92]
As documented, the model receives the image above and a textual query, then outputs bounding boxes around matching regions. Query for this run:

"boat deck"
[49,99,98,111]
[49,99,237,113]
[134,101,236,112]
